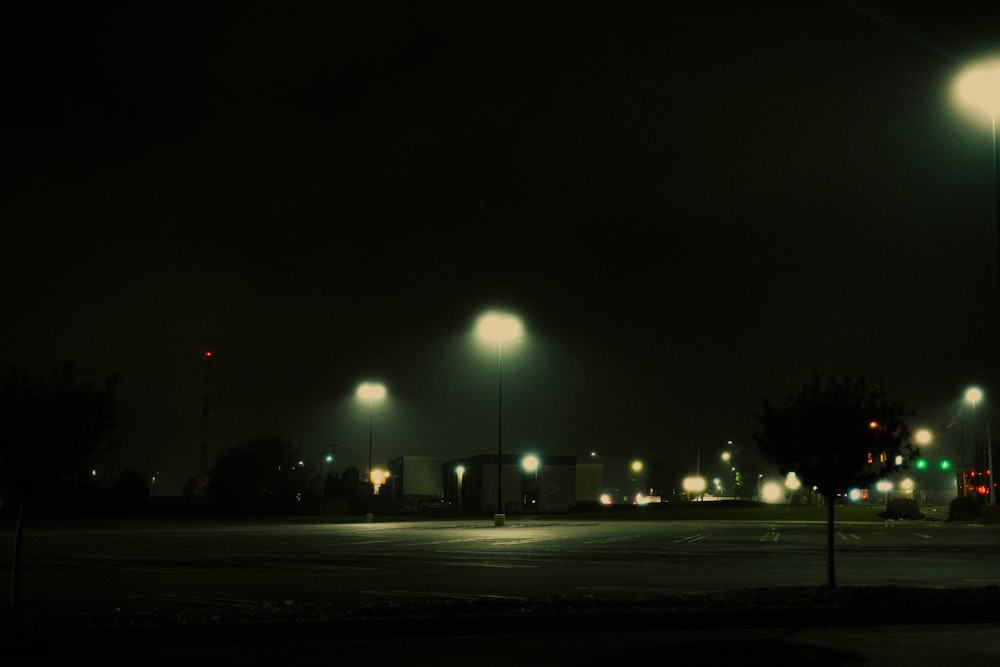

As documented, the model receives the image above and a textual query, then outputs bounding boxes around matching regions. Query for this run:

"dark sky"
[7,1,1000,495]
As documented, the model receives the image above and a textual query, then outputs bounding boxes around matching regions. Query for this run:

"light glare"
[760,481,784,503]
[955,58,1000,116]
[476,312,523,344]
[356,382,387,402]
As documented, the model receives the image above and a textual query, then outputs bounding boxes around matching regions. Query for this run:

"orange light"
[868,421,879,429]
[205,351,213,357]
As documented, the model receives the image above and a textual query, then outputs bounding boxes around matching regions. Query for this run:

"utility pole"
[987,419,995,505]
[200,351,213,474]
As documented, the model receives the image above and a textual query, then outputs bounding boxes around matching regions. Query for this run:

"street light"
[964,386,994,504]
[522,454,539,509]
[455,465,465,511]
[955,59,1000,505]
[356,381,386,494]
[965,386,983,474]
[682,475,707,501]
[721,450,736,500]
[316,451,334,503]
[876,479,893,508]
[723,441,761,501]
[782,471,803,509]
[954,58,1000,301]
[476,310,523,524]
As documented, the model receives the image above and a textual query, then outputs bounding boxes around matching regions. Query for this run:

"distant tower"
[200,351,213,473]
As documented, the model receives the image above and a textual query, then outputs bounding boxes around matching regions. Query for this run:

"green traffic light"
[939,460,952,471]
[915,458,928,470]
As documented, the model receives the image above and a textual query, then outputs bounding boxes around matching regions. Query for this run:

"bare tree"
[0,362,120,606]
[752,371,916,587]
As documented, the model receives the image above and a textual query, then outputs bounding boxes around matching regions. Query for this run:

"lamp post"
[876,479,893,509]
[955,60,1000,504]
[723,441,761,501]
[784,471,802,509]
[954,58,1000,303]
[522,454,539,509]
[476,310,523,524]
[356,381,386,495]
[315,451,334,504]
[965,386,983,478]
[630,459,644,503]
[986,419,996,505]
[455,465,465,511]
[721,451,736,500]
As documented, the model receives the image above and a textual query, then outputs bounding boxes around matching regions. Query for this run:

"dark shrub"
[948,495,981,521]
[879,497,924,520]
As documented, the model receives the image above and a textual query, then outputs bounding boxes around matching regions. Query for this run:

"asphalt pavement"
[6,598,1000,666]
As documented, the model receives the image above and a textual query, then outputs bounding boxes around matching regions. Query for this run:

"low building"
[443,454,596,513]
[386,456,445,507]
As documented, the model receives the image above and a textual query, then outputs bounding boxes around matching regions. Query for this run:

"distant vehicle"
[417,498,453,512]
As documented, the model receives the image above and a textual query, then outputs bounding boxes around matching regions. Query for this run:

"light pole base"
[494,513,506,526]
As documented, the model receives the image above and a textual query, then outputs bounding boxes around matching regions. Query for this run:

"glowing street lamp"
[316,451,334,501]
[682,475,706,501]
[356,381,387,493]
[785,471,802,492]
[476,310,523,523]
[370,468,389,494]
[522,454,539,508]
[965,386,983,473]
[876,479,893,508]
[954,58,1000,302]
[721,448,738,500]
[455,465,466,511]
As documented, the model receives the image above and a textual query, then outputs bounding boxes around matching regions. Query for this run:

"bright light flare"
[682,476,707,494]
[954,57,1000,117]
[475,311,523,344]
[356,382,386,402]
[914,429,932,446]
[784,472,801,491]
[760,481,784,503]
[522,454,539,472]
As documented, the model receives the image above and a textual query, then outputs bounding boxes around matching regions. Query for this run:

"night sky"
[7,2,1000,495]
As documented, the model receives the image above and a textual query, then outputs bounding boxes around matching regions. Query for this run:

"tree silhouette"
[111,468,151,507]
[752,371,916,587]
[0,361,120,606]
[206,435,306,515]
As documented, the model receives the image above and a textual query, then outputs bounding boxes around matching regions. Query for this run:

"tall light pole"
[954,57,1000,302]
[455,465,465,511]
[315,451,334,504]
[522,454,539,509]
[476,310,523,524]
[356,381,386,494]
[965,386,983,479]
[955,61,1000,504]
